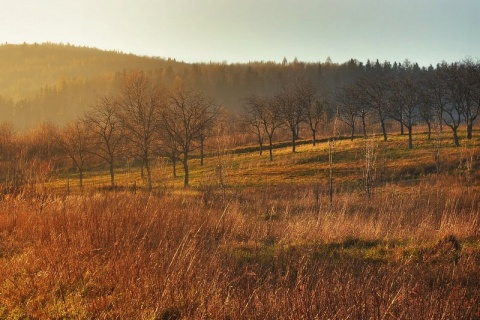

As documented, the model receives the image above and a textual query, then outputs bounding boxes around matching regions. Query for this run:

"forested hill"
[0,43,187,129]
[0,43,181,99]
[0,42,422,131]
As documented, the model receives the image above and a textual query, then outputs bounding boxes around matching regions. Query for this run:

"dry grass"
[40,130,479,195]
[0,175,479,319]
[1,130,479,318]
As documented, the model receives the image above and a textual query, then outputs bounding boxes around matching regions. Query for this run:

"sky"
[1,0,479,66]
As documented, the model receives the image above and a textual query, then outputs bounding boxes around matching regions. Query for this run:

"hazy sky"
[1,0,479,66]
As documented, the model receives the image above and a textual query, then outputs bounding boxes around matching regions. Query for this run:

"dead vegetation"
[0,175,479,318]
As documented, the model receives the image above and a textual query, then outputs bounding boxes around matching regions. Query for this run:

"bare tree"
[337,86,359,141]
[163,134,180,178]
[262,96,284,161]
[418,95,435,140]
[424,64,449,134]
[243,94,266,155]
[357,99,371,139]
[277,85,305,153]
[357,63,392,142]
[307,100,326,146]
[58,120,91,189]
[409,66,435,140]
[390,76,421,149]
[116,71,165,191]
[294,77,325,146]
[441,64,465,147]
[160,86,218,187]
[275,76,323,152]
[83,96,125,188]
[197,107,218,166]
[19,123,60,191]
[427,61,480,146]
[454,59,480,140]
[243,94,283,161]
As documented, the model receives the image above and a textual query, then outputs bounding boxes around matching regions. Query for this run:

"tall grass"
[0,175,479,318]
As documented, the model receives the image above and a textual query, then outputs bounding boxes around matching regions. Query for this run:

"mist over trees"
[2,45,479,143]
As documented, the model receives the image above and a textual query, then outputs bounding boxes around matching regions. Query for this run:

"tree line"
[337,58,480,148]
[1,57,479,193]
[67,72,220,190]
[242,58,480,161]
[4,45,478,142]
[0,71,219,192]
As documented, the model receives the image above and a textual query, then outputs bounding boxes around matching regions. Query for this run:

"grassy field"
[43,130,478,192]
[0,130,479,318]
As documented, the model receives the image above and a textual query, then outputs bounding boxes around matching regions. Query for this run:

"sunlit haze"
[1,0,479,65]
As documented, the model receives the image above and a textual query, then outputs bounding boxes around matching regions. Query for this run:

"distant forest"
[0,43,418,130]
[1,43,479,140]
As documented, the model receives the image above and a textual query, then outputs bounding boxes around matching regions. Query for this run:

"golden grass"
[0,129,479,318]
[38,129,479,194]
[0,175,479,318]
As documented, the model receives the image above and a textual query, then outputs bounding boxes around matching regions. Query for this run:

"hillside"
[0,43,180,99]
[0,43,185,129]
[0,43,345,130]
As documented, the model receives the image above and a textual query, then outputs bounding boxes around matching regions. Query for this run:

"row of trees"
[1,59,479,192]
[337,59,480,148]
[243,76,327,161]
[65,72,218,189]
[242,58,480,158]
[0,72,219,192]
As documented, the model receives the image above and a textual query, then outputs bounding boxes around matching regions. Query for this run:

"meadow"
[0,130,479,319]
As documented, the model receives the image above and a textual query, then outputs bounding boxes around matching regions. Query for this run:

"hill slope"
[0,43,341,130]
[0,43,178,99]
[0,43,195,129]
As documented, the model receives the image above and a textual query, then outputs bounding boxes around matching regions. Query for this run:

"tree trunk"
[200,137,205,165]
[172,157,177,178]
[380,118,388,142]
[362,115,367,138]
[350,123,355,141]
[407,125,413,149]
[292,129,296,153]
[427,122,431,140]
[79,169,83,189]
[268,136,274,162]
[312,130,316,146]
[467,122,473,139]
[183,155,189,187]
[438,109,443,133]
[259,140,263,155]
[144,157,152,191]
[109,162,115,188]
[452,127,460,147]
